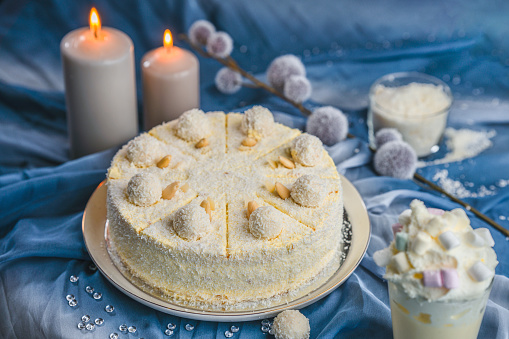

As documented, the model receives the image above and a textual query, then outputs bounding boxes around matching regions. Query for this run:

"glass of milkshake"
[374,200,498,339]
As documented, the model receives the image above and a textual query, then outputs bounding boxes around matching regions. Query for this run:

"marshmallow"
[468,262,493,282]
[395,232,408,251]
[373,247,393,267]
[441,268,459,289]
[398,209,412,225]
[465,231,485,247]
[423,270,442,288]
[475,228,495,247]
[426,217,447,236]
[438,231,461,251]
[392,223,404,237]
[411,232,432,255]
[428,208,445,216]
[391,252,410,273]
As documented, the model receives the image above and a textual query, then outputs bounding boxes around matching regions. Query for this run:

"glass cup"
[388,280,493,339]
[368,72,453,157]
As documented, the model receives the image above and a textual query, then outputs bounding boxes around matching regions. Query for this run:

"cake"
[106,106,344,310]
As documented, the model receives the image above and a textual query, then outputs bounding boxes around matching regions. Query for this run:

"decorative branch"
[179,32,509,238]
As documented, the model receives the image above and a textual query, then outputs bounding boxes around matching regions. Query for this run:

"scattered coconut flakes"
[419,128,496,167]
[433,169,496,199]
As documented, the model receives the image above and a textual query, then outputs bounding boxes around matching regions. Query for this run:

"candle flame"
[164,29,173,52]
[90,7,101,39]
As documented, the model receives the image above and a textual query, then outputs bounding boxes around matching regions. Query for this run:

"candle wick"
[94,29,98,39]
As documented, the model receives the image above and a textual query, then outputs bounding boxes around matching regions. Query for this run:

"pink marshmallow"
[441,269,459,289]
[423,270,443,288]
[428,208,445,216]
[392,223,404,237]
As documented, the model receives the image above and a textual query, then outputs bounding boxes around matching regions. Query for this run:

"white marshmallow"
[465,231,485,247]
[426,217,447,236]
[438,231,460,251]
[475,228,495,247]
[411,232,432,255]
[391,252,410,273]
[468,262,493,282]
[373,247,393,267]
[398,209,412,225]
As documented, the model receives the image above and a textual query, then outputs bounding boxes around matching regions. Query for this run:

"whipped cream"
[375,200,498,301]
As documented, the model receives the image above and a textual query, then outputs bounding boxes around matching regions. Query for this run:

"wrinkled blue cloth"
[1,0,508,338]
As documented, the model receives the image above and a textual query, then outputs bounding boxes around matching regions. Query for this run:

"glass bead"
[261,325,270,333]
[128,326,137,333]
[185,324,194,331]
[110,333,119,339]
[77,322,85,330]
[225,330,233,338]
[85,286,94,294]
[167,323,176,330]
[86,323,95,331]
[66,294,74,301]
[68,299,78,307]
[93,292,102,300]
[105,305,115,313]
[164,329,174,336]
[88,263,97,271]
[69,275,79,283]
[95,318,104,326]
[81,315,90,322]
[269,328,275,335]
[230,325,239,333]
[119,324,128,332]
[261,319,270,326]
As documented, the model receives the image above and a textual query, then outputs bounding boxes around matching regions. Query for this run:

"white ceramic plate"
[82,175,370,322]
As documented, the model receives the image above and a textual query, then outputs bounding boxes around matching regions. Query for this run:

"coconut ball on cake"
[291,134,323,167]
[172,204,212,241]
[175,109,211,142]
[241,106,275,138]
[248,205,284,240]
[126,172,162,207]
[126,133,164,167]
[291,175,327,207]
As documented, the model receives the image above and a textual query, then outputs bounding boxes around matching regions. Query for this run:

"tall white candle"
[61,8,138,158]
[142,29,199,130]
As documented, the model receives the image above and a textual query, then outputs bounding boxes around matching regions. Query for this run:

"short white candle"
[61,8,138,158]
[142,29,199,130]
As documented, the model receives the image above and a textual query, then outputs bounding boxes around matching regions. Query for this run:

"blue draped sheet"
[0,0,508,338]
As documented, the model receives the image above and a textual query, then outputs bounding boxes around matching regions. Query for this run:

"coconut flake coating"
[172,204,212,241]
[126,172,162,207]
[273,310,310,339]
[175,109,211,142]
[290,175,327,207]
[248,205,284,240]
[291,134,323,167]
[126,134,163,167]
[241,106,274,138]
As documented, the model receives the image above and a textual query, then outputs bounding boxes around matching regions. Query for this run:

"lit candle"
[141,29,199,130]
[61,8,138,158]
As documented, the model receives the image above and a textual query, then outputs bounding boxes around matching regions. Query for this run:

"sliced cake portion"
[226,111,300,161]
[254,137,339,179]
[107,133,196,180]
[132,195,228,303]
[149,111,226,160]
[257,175,343,231]
[107,170,197,234]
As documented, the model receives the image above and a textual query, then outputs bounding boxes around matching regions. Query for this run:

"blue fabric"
[1,0,508,338]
